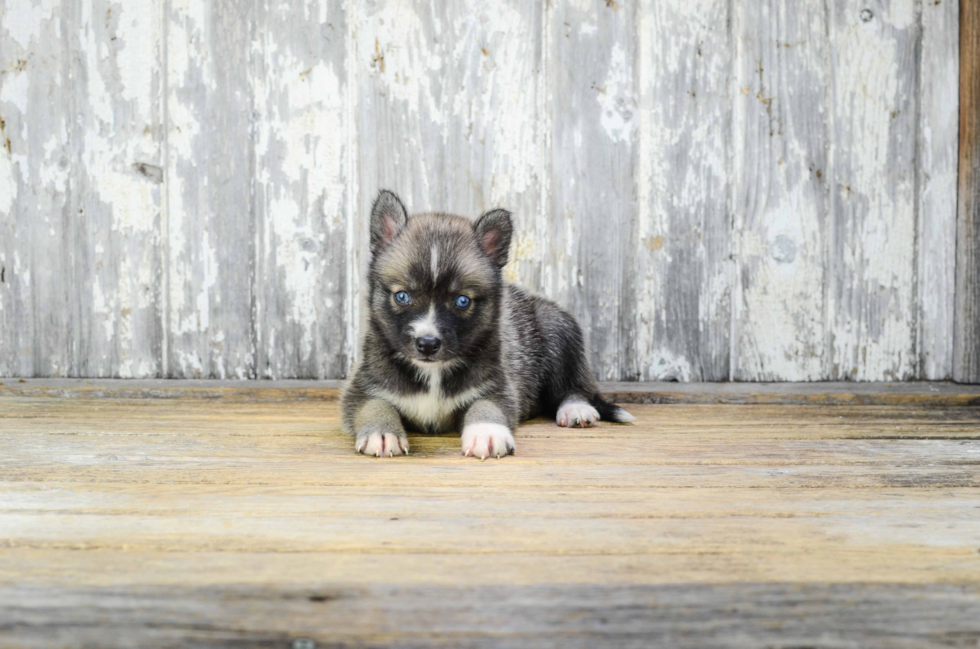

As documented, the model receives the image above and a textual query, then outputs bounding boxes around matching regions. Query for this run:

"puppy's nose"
[415,335,441,356]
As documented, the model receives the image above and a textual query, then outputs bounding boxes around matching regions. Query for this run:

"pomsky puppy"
[342,190,634,459]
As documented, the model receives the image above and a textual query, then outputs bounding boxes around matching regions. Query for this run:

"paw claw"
[461,423,515,461]
[356,429,409,458]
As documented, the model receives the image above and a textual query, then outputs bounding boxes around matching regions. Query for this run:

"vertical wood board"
[548,0,637,381]
[71,0,165,378]
[916,0,959,380]
[253,0,349,379]
[0,0,73,377]
[954,0,980,382]
[636,0,733,381]
[732,0,831,381]
[164,0,256,378]
[829,0,919,381]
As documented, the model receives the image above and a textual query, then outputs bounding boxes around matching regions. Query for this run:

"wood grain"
[830,0,919,381]
[253,0,349,379]
[636,0,732,381]
[955,0,980,382]
[0,1,73,377]
[732,0,830,381]
[2,378,980,405]
[72,0,165,378]
[1,395,979,645]
[548,0,637,381]
[0,0,967,382]
[918,0,959,380]
[2,583,978,649]
[164,0,256,379]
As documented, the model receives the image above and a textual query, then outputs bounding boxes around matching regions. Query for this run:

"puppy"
[342,190,634,459]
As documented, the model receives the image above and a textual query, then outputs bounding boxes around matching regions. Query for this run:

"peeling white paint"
[0,67,30,113]
[0,148,19,214]
[644,349,695,382]
[116,0,157,122]
[253,3,349,377]
[0,0,962,381]
[916,0,959,379]
[636,0,731,380]
[596,43,636,145]
[830,2,918,380]
[3,0,59,48]
[731,0,830,381]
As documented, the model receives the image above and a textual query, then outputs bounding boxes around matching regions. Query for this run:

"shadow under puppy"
[342,190,634,459]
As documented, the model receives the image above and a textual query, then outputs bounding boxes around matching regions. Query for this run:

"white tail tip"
[612,408,635,423]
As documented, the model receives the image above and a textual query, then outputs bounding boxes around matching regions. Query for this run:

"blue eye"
[455,295,471,309]
[394,291,411,305]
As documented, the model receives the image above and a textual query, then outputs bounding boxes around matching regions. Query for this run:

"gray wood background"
[0,0,962,381]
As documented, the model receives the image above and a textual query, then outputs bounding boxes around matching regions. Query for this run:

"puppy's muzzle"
[415,335,441,357]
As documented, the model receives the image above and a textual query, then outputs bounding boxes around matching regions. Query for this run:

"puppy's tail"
[591,394,635,423]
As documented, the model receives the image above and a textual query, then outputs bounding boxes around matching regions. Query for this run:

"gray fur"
[342,190,635,457]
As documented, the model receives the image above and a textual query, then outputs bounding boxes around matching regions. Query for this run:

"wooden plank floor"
[1,386,980,647]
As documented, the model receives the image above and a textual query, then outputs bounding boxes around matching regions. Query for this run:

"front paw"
[355,426,409,457]
[460,423,515,460]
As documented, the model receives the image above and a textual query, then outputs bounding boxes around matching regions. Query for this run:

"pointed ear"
[474,208,513,267]
[370,190,408,253]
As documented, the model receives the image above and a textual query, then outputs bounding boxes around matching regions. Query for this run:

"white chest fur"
[371,364,485,431]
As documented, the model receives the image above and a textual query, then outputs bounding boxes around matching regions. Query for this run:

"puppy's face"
[367,191,512,366]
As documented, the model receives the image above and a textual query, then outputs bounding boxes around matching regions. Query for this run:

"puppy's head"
[367,190,512,366]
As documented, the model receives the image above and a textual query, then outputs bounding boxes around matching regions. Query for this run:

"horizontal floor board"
[2,583,980,649]
[2,380,980,406]
[1,390,979,645]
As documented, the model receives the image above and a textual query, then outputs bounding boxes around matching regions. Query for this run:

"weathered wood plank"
[0,1,73,377]
[2,546,978,592]
[0,0,971,382]
[955,0,980,382]
[829,0,919,380]
[164,0,256,378]
[253,0,349,379]
[3,401,980,493]
[635,0,732,381]
[547,0,637,381]
[2,396,980,645]
[5,482,977,554]
[2,583,978,649]
[917,0,959,380]
[2,379,980,406]
[71,0,164,378]
[2,394,980,645]
[732,0,830,381]
[351,0,544,367]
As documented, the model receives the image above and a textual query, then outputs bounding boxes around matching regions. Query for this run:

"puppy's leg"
[352,398,410,457]
[545,309,635,427]
[460,399,515,460]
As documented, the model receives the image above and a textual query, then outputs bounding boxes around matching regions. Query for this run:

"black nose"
[415,335,441,356]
